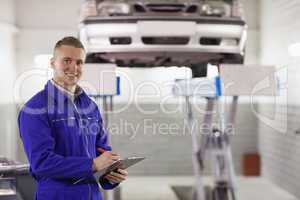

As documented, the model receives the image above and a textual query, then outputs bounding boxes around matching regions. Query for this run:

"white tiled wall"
[259,105,300,198]
[259,0,300,198]
[106,103,258,176]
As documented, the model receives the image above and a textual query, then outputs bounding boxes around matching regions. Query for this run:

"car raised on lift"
[79,0,247,77]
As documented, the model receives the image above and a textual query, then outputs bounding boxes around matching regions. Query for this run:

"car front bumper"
[79,16,247,56]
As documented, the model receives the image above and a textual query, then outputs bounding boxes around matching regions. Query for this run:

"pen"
[97,147,107,154]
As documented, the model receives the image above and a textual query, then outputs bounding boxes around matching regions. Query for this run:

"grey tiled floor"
[119,176,298,200]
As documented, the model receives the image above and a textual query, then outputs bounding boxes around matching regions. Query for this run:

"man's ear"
[50,57,55,69]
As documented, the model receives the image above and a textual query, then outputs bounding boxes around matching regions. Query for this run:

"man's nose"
[68,62,76,69]
[69,61,80,70]
[74,62,81,72]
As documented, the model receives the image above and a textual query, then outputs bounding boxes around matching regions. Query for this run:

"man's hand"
[104,169,128,184]
[92,151,120,172]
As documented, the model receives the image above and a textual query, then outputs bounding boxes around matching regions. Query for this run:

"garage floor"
[119,176,297,200]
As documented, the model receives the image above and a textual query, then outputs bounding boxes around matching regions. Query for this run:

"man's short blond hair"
[54,36,85,52]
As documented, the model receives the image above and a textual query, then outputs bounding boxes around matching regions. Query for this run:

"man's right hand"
[92,151,120,172]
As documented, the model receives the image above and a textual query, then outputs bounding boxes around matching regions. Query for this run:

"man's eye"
[63,59,71,64]
[76,60,83,65]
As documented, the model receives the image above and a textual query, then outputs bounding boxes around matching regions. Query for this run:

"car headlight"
[98,2,131,16]
[199,1,231,17]
[231,0,244,18]
[79,1,98,21]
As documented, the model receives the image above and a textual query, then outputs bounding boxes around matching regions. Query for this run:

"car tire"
[190,63,208,78]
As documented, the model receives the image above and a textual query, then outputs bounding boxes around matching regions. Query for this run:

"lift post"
[172,65,278,200]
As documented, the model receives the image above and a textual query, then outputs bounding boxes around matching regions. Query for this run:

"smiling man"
[18,36,128,200]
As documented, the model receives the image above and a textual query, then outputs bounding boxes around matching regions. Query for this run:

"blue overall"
[18,80,118,200]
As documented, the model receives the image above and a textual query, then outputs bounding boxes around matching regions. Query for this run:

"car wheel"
[190,63,208,78]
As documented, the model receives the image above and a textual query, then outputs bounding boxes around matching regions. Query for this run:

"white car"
[79,0,247,77]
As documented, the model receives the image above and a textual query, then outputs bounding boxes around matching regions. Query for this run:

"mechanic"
[18,36,128,200]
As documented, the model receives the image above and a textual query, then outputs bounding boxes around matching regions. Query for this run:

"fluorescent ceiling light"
[288,43,300,57]
[34,54,52,66]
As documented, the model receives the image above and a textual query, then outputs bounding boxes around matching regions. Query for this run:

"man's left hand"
[104,169,128,184]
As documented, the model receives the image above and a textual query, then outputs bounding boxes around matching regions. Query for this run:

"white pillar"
[0,0,18,160]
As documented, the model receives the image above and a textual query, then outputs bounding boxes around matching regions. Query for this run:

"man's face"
[50,45,85,87]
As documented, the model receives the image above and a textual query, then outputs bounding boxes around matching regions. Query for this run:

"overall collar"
[45,80,85,103]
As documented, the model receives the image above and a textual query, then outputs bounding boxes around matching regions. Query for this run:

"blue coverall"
[18,80,118,200]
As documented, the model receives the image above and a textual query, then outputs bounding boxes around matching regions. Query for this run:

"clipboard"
[94,156,145,179]
[73,156,145,184]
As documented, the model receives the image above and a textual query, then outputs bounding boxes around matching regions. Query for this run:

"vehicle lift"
[172,64,277,200]
[171,74,236,200]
